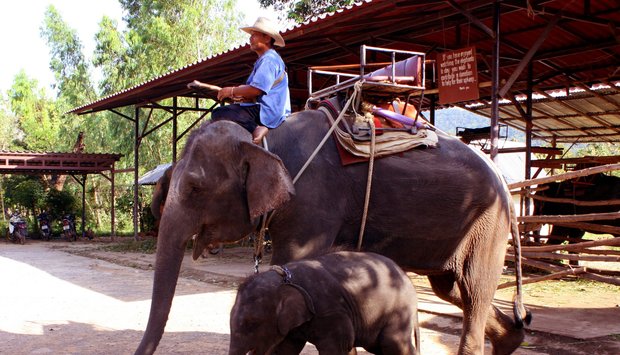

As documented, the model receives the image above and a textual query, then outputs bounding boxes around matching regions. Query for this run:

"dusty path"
[1,241,619,354]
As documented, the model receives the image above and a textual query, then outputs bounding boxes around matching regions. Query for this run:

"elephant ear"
[150,164,174,220]
[240,142,295,220]
[276,285,314,336]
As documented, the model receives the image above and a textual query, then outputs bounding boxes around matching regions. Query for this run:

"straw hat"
[241,17,285,47]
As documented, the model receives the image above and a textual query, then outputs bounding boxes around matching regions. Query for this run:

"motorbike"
[37,212,51,241]
[61,214,77,242]
[8,213,27,244]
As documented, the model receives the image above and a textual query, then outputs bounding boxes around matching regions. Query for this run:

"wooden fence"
[501,163,620,288]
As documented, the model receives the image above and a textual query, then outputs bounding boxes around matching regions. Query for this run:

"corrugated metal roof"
[137,163,172,185]
[70,0,620,143]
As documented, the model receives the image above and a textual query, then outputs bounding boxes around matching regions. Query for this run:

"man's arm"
[217,85,262,102]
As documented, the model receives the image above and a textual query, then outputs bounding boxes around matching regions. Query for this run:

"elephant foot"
[252,125,269,144]
[487,306,526,355]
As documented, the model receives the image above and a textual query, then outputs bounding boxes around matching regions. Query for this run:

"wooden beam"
[508,163,620,189]
[551,222,620,236]
[515,237,620,253]
[520,251,620,262]
[497,267,586,289]
[527,194,620,207]
[518,212,620,224]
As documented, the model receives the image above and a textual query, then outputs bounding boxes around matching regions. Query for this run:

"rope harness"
[271,265,316,315]
[253,82,377,272]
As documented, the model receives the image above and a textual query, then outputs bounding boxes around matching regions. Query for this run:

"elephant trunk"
[135,232,187,355]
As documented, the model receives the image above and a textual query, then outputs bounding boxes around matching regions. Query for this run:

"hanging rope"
[292,82,363,184]
[357,116,376,251]
[255,81,373,268]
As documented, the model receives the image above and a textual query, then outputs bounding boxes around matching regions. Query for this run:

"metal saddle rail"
[308,45,427,101]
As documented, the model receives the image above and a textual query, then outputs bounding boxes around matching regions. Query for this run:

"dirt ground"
[1,239,619,355]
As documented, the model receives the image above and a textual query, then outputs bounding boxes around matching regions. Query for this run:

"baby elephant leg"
[272,335,306,355]
[375,320,417,355]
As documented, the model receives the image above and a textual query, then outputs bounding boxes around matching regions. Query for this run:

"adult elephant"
[136,110,529,355]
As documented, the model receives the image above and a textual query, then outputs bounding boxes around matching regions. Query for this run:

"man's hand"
[187,80,203,90]
[217,86,235,101]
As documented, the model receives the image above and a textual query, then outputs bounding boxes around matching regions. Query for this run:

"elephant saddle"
[316,97,438,165]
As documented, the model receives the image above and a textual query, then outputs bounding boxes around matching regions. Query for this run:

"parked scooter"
[37,212,52,241]
[61,214,77,242]
[8,212,27,244]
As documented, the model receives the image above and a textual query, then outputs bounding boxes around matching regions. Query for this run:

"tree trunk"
[52,132,85,191]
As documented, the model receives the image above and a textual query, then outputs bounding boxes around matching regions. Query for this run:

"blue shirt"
[243,49,291,128]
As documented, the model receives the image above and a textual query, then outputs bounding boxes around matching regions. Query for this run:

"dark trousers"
[211,104,261,133]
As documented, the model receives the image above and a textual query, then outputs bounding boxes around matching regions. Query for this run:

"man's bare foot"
[252,126,269,144]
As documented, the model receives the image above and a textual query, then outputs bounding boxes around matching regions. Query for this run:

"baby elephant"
[229,251,419,355]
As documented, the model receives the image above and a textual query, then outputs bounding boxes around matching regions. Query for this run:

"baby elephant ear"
[276,285,313,336]
[240,142,295,220]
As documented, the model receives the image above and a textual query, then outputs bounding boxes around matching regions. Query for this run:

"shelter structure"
[69,0,620,238]
[0,151,122,237]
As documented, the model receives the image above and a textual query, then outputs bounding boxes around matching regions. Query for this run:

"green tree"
[0,92,20,150]
[40,5,96,109]
[259,0,354,22]
[7,72,61,151]
[3,176,46,218]
[115,0,245,85]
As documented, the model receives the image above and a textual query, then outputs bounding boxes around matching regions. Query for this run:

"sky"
[0,0,276,96]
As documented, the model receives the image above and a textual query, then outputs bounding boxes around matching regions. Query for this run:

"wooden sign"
[437,47,479,104]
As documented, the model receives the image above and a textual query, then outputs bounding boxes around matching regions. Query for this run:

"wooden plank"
[518,212,620,223]
[482,146,563,155]
[497,267,585,289]
[508,163,620,189]
[507,256,620,286]
[514,237,620,252]
[531,155,620,167]
[527,193,620,207]
[520,251,620,262]
[552,222,620,236]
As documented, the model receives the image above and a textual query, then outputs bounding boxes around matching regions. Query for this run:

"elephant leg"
[428,273,484,354]
[428,273,524,355]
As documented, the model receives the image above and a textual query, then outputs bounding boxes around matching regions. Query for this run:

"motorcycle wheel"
[16,230,26,245]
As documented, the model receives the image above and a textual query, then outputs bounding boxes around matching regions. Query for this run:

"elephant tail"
[509,201,533,329]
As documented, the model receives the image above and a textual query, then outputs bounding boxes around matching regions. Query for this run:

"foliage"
[40,6,96,109]
[113,0,245,86]
[3,176,46,214]
[6,72,62,151]
[0,1,249,235]
[259,0,355,22]
[45,189,77,221]
[0,93,21,150]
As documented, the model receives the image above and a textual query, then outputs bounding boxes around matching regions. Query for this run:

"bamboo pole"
[520,251,620,262]
[497,267,585,289]
[582,248,620,256]
[506,256,620,286]
[551,222,620,235]
[518,211,619,223]
[527,193,620,207]
[512,236,620,252]
[508,163,620,190]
